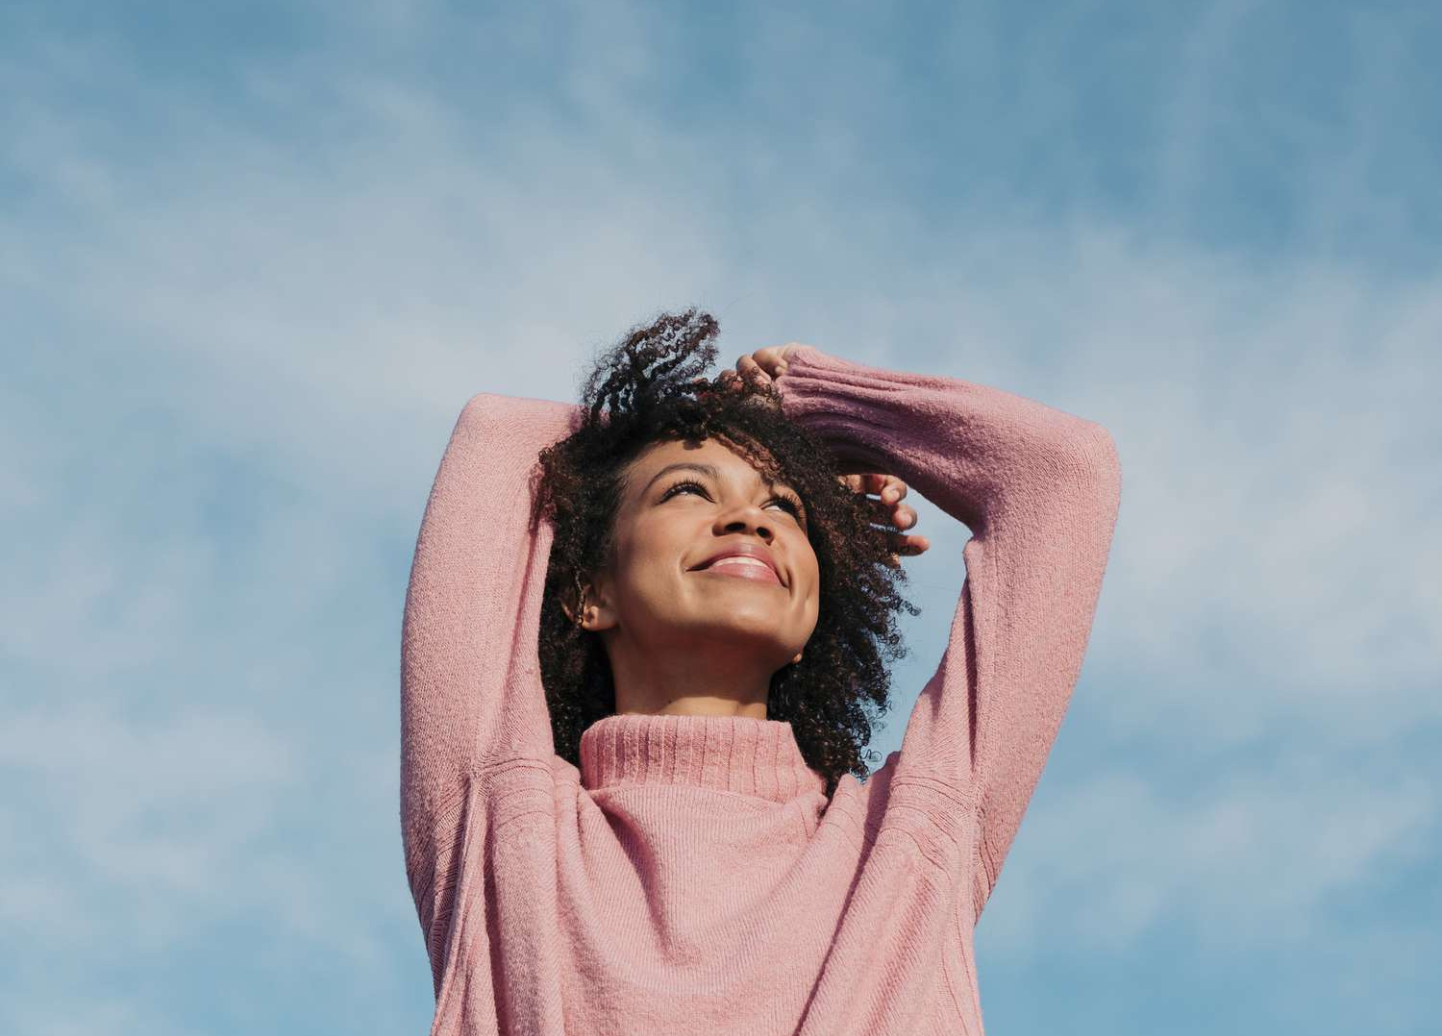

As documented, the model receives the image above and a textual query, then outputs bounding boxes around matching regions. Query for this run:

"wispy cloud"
[982,759,1437,954]
[3,2,1438,1034]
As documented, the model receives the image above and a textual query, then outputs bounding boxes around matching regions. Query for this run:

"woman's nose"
[717,506,774,541]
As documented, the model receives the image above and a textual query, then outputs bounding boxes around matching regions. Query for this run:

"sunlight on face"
[595,436,821,679]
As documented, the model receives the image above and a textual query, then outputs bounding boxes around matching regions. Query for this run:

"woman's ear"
[562,575,618,632]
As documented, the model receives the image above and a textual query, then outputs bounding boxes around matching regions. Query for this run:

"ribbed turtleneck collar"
[578,712,827,804]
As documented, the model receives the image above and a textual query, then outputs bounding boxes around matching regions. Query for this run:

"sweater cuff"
[772,345,915,475]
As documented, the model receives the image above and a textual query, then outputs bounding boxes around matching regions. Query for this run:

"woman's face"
[583,435,821,681]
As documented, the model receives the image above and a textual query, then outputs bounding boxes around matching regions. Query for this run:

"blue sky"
[3,2,1439,1033]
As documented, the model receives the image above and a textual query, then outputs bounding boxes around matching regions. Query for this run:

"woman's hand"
[838,472,930,567]
[718,345,930,567]
[716,342,805,394]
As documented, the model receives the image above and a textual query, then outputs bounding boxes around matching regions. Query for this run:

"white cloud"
[2,4,1439,1032]
[979,757,1437,957]
[0,704,295,938]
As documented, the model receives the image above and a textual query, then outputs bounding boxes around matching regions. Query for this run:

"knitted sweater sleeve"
[399,391,580,976]
[774,346,1122,921]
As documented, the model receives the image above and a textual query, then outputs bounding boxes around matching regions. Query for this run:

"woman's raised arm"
[399,390,579,980]
[772,345,1122,922]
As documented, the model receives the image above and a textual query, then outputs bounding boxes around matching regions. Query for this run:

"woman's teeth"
[704,556,781,583]
[711,557,770,572]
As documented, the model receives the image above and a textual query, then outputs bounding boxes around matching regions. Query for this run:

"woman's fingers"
[751,346,794,378]
[875,473,907,503]
[842,475,910,511]
[722,345,807,393]
[878,502,930,558]
[838,472,905,498]
[736,353,772,388]
[744,345,806,382]
[835,472,930,562]
[885,533,932,566]
[868,497,917,529]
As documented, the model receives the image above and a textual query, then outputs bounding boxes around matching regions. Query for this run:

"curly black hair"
[528,308,919,798]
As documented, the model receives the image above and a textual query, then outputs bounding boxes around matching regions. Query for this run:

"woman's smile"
[694,556,785,585]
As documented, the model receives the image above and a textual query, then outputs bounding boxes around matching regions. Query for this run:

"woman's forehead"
[627,437,787,492]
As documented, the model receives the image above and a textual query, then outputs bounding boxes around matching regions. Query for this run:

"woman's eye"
[662,479,708,500]
[661,480,804,523]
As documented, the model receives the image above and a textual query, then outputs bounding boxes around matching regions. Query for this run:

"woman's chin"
[675,609,796,645]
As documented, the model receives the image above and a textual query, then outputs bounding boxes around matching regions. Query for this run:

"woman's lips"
[695,556,783,585]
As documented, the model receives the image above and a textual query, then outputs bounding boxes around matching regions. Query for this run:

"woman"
[400,309,1121,1035]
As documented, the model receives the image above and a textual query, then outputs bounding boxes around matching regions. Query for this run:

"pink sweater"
[401,345,1122,1035]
